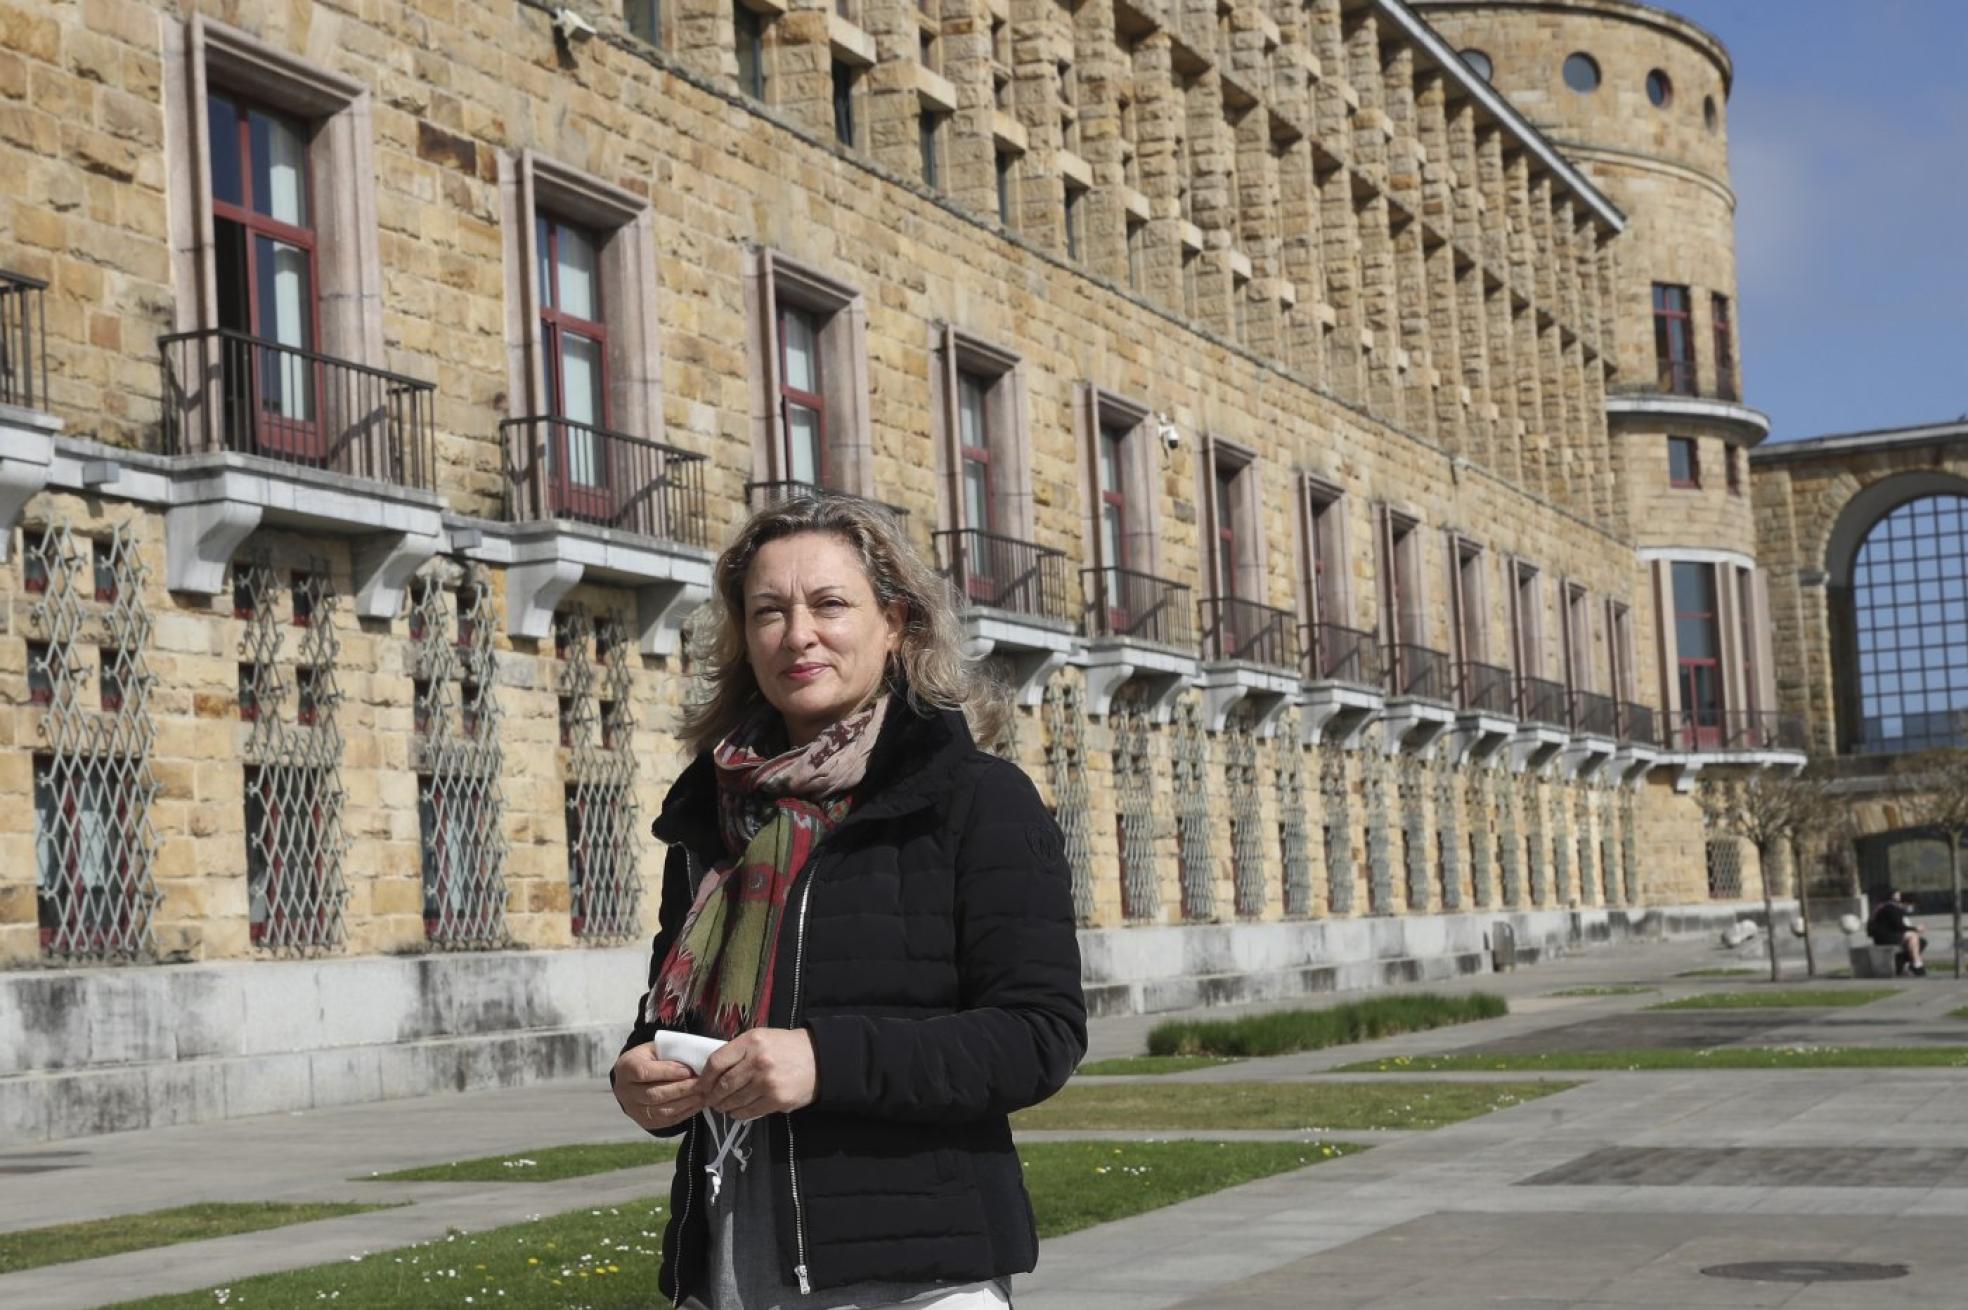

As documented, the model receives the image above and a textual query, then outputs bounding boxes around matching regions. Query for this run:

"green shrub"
[1145,992,1508,1059]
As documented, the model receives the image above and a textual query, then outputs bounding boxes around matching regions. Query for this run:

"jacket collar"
[652,695,973,858]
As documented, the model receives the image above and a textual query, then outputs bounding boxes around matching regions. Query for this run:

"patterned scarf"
[652,696,889,1039]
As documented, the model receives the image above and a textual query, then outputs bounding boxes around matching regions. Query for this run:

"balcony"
[476,416,714,658]
[1659,708,1809,790]
[1198,596,1302,733]
[1380,642,1456,754]
[1561,689,1619,779]
[1511,673,1571,773]
[0,269,56,565]
[1078,566,1198,719]
[936,528,1079,706]
[1612,699,1662,785]
[154,328,443,618]
[1299,621,1386,746]
[1447,659,1517,764]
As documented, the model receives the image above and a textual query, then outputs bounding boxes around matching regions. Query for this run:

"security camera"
[1156,415,1181,451]
[552,7,597,41]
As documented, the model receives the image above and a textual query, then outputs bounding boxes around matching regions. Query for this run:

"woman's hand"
[699,1028,818,1121]
[613,1044,705,1132]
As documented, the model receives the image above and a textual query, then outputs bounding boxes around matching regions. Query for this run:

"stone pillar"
[1009,0,1068,251]
[1131,33,1186,308]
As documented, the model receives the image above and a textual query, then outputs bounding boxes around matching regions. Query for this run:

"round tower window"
[1703,95,1719,132]
[1460,49,1493,82]
[1563,53,1600,94]
[1646,69,1672,107]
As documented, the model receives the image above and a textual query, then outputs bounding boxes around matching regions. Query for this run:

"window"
[919,112,942,190]
[1563,52,1600,93]
[1213,460,1239,603]
[1849,495,1968,753]
[1668,436,1700,489]
[995,151,1016,227]
[735,0,766,100]
[1645,69,1672,107]
[536,213,608,516]
[1085,389,1156,636]
[626,0,661,46]
[208,90,320,455]
[1703,95,1718,132]
[958,371,992,535]
[1453,539,1487,668]
[1608,600,1634,701]
[1125,219,1146,292]
[1737,566,1758,719]
[1057,59,1078,155]
[1460,49,1492,82]
[1712,293,1736,400]
[934,326,1033,555]
[1652,283,1695,394]
[1063,183,1086,263]
[1379,510,1423,650]
[1097,422,1129,573]
[1564,583,1592,693]
[1725,444,1741,495]
[1512,563,1542,679]
[831,60,856,145]
[750,253,870,497]
[1231,271,1250,344]
[1302,479,1346,635]
[35,758,131,955]
[1672,561,1722,747]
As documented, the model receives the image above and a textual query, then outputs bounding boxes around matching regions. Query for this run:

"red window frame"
[956,369,996,600]
[538,213,613,522]
[1096,422,1130,632]
[1673,562,1723,748]
[778,303,828,488]
[1668,436,1700,489]
[208,90,326,461]
[1651,282,1695,396]
[1712,293,1736,401]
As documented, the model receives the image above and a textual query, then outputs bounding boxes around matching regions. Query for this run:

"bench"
[1849,944,1900,979]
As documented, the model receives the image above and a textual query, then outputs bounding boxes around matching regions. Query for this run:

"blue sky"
[1663,0,1968,442]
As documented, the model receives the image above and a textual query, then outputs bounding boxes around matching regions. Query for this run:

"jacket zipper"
[667,1116,698,1303]
[785,866,818,1293]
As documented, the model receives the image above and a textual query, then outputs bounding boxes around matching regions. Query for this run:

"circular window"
[1646,69,1672,107]
[1460,49,1493,82]
[1562,52,1600,93]
[1703,95,1719,132]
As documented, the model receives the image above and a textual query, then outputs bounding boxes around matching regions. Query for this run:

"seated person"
[1868,890,1928,977]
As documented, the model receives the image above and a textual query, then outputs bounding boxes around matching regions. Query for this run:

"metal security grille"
[1620,789,1639,902]
[1172,698,1216,920]
[1365,753,1393,913]
[1523,775,1548,906]
[1398,755,1428,912]
[238,559,349,953]
[1434,760,1462,911]
[1226,710,1266,917]
[1496,769,1522,908]
[1111,697,1161,921]
[1464,770,1493,908]
[1041,678,1096,924]
[27,520,160,960]
[559,609,642,940]
[411,566,509,947]
[1705,834,1743,899]
[1319,746,1354,915]
[1274,718,1314,916]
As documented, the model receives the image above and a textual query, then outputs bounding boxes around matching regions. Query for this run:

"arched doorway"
[1855,827,1955,915]
[1825,476,1968,754]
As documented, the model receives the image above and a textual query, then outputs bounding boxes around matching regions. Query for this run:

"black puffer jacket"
[620,700,1088,1301]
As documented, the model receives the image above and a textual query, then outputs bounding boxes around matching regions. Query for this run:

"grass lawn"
[1952,1007,1968,1020]
[1339,1046,1968,1073]
[364,1140,679,1183]
[1647,988,1899,1011]
[1077,1055,1246,1076]
[1547,986,1655,998]
[1147,993,1507,1059]
[1014,1079,1572,1131]
[0,1202,402,1275]
[102,1140,1348,1309]
[1674,967,1761,978]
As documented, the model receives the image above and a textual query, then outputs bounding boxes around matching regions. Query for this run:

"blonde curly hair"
[678,492,1011,756]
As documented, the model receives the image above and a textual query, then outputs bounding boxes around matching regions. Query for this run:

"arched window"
[1850,494,1968,753]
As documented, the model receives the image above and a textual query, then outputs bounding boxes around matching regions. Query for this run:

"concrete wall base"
[3,902,1766,1143]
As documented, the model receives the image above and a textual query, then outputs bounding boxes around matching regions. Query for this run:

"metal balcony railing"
[1304,621,1382,686]
[160,328,437,490]
[1082,566,1193,647]
[1518,674,1569,728]
[1573,689,1618,738]
[1656,357,1697,397]
[1384,643,1453,701]
[1460,660,1515,715]
[1619,700,1658,747]
[501,416,709,548]
[1664,709,1806,753]
[934,528,1076,626]
[1201,596,1300,670]
[1,268,48,410]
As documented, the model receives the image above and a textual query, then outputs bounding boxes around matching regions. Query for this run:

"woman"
[613,492,1087,1309]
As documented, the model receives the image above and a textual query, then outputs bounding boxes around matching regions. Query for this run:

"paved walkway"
[4,934,1967,1308]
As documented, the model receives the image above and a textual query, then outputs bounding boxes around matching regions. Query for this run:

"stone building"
[0,0,1798,1139]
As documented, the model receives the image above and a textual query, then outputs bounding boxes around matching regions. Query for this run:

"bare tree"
[1785,765,1856,979]
[1697,772,1812,982]
[1890,749,1968,978]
